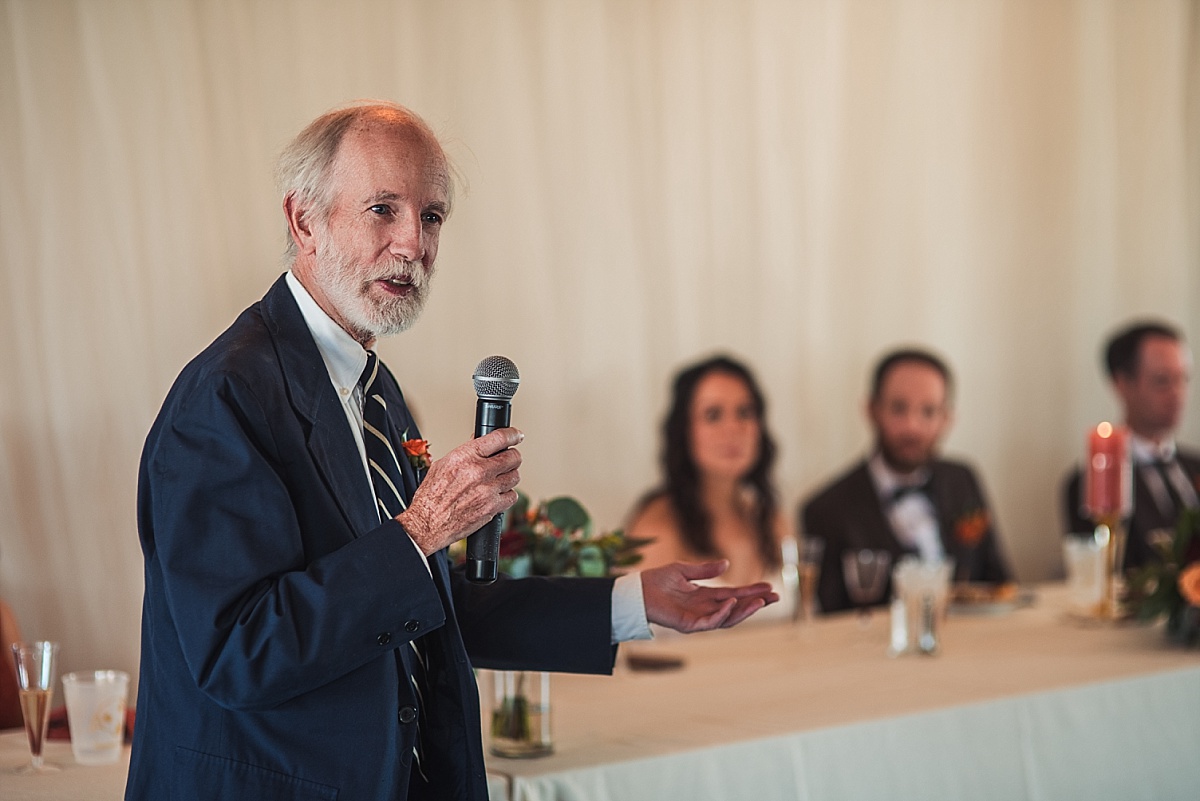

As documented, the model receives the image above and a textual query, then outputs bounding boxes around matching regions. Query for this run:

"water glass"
[62,670,129,765]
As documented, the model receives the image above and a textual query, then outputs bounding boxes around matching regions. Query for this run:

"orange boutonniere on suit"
[954,509,989,547]
[400,435,432,472]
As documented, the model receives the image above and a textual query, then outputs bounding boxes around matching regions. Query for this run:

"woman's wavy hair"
[653,354,780,569]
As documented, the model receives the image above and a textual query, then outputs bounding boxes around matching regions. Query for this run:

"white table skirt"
[486,584,1200,801]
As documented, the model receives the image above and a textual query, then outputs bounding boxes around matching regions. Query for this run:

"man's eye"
[369,204,391,216]
[422,211,443,225]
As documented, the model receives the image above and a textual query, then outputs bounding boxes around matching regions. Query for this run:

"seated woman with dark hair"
[627,355,792,621]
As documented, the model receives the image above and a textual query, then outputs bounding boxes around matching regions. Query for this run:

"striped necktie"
[359,351,408,519]
[358,351,431,786]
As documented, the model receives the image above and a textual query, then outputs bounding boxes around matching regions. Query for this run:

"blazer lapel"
[848,463,902,552]
[260,275,379,538]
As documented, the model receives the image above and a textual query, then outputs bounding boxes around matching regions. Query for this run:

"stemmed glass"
[843,550,892,626]
[11,641,61,774]
[783,537,828,624]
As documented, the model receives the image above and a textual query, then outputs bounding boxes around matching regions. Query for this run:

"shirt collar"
[867,451,932,502]
[285,270,369,393]
[1128,432,1177,465]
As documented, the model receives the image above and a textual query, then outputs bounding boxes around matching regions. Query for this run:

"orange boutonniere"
[954,509,989,547]
[400,431,432,472]
[1179,563,1200,607]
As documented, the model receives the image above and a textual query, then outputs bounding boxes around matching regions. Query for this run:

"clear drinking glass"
[11,641,61,774]
[843,550,892,625]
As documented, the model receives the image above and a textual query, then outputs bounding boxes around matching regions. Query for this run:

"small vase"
[487,670,553,758]
[1166,605,1200,648]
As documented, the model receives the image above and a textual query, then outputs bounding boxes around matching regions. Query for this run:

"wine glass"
[843,550,892,625]
[11,641,61,774]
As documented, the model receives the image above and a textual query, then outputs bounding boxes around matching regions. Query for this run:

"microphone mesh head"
[472,355,520,400]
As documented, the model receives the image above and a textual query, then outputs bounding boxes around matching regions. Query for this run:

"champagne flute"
[798,538,826,623]
[784,537,827,624]
[11,641,61,774]
[843,550,892,626]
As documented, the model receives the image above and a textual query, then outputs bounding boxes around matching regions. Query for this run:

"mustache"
[360,259,429,290]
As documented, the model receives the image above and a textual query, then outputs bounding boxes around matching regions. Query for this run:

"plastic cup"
[1063,536,1105,616]
[61,670,128,765]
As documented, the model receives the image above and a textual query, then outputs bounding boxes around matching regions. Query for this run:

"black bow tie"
[890,481,931,504]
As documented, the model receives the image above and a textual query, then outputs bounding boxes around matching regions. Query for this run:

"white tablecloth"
[0,728,511,799]
[0,733,131,801]
[485,584,1200,801]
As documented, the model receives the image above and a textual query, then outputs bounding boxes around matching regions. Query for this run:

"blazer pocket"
[173,746,339,801]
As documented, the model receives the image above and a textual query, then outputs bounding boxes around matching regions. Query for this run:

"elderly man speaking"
[126,101,777,801]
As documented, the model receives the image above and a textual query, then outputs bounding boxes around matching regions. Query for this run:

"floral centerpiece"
[464,491,649,757]
[1125,508,1200,647]
[495,492,648,579]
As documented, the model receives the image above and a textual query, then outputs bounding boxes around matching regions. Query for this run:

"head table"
[484,584,1200,801]
[3,585,1195,801]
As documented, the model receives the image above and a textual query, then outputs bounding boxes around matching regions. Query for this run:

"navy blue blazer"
[127,275,616,801]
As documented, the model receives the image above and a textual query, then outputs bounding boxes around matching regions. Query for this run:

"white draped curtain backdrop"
[1,0,1197,685]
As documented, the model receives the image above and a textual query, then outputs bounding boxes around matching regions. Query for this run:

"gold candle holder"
[1093,516,1127,620]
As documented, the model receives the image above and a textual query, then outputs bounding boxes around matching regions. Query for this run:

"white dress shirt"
[867,452,945,562]
[284,271,651,643]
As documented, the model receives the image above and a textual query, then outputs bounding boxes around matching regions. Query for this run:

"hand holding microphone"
[465,356,521,583]
[395,356,521,564]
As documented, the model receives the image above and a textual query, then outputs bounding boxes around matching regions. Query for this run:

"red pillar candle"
[1083,422,1130,518]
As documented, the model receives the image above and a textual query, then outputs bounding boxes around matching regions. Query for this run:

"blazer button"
[377,632,392,645]
[399,706,417,724]
[404,620,420,633]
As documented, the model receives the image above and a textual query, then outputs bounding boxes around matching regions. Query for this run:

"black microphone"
[465,355,521,584]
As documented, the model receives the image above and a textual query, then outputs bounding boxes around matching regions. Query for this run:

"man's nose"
[388,211,425,262]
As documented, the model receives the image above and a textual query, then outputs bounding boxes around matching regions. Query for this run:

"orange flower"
[1178,563,1200,607]
[954,510,989,548]
[402,438,432,471]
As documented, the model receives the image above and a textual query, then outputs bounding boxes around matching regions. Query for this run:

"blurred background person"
[627,355,791,620]
[1,597,23,729]
[1063,321,1198,569]
[801,348,1011,614]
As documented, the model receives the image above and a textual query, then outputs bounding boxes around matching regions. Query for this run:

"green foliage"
[494,491,651,578]
[1125,507,1200,627]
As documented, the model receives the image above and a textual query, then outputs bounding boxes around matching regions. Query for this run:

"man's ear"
[1112,373,1135,409]
[284,192,318,257]
[865,397,880,429]
[941,404,955,436]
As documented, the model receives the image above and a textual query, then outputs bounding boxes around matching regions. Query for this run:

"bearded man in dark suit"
[801,349,1011,614]
[126,101,776,801]
[1062,322,1199,569]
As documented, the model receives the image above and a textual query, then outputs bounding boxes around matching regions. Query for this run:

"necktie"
[359,351,408,519]
[358,351,431,785]
[1152,460,1186,520]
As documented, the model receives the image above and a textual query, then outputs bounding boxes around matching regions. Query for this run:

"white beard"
[315,238,433,342]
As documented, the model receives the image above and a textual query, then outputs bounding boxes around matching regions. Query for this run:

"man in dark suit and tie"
[1062,321,1198,569]
[126,101,776,801]
[800,349,1011,614]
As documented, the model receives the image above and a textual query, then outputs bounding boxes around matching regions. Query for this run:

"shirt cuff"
[611,572,653,644]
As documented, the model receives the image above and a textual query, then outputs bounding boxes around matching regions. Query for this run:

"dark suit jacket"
[1061,448,1200,570]
[127,276,615,801]
[801,458,1011,614]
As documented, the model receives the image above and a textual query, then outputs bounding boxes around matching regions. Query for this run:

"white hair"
[275,100,454,262]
